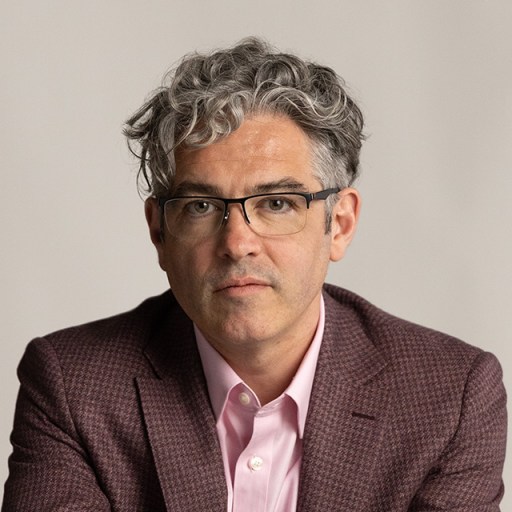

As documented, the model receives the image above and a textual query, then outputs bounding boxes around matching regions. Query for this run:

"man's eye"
[184,200,218,216]
[260,197,294,212]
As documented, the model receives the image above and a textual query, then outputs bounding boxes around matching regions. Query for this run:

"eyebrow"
[171,181,223,197]
[252,178,309,194]
[171,177,309,197]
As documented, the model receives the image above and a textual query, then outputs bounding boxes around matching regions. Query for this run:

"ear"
[329,187,361,262]
[144,197,167,271]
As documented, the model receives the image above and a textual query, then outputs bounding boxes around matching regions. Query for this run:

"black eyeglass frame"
[157,187,341,227]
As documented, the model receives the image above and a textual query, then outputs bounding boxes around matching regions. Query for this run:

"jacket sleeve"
[2,337,111,511]
[409,351,507,511]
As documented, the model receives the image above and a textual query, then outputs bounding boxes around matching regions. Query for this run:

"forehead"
[174,114,317,192]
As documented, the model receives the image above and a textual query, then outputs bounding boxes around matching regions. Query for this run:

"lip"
[214,277,271,293]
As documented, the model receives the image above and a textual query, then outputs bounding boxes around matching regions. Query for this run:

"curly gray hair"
[124,37,364,208]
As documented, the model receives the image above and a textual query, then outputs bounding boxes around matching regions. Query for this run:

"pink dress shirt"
[195,297,325,512]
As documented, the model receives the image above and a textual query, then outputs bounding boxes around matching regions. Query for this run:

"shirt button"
[248,456,264,471]
[238,392,251,406]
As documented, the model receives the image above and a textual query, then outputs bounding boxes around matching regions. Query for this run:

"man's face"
[146,114,359,355]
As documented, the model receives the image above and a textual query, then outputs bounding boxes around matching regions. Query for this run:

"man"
[3,38,506,511]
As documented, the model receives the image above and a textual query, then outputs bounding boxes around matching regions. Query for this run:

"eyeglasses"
[158,187,340,240]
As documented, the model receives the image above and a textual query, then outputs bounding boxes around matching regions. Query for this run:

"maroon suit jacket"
[2,285,507,511]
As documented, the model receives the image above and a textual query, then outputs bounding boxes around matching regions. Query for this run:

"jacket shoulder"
[322,283,486,367]
[20,291,182,381]
[43,291,175,349]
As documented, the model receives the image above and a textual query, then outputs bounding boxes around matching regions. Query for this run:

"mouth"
[214,277,271,294]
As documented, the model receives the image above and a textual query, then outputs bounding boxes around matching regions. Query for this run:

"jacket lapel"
[136,299,227,511]
[297,290,390,511]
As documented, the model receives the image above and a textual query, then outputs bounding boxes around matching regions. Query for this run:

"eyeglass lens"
[164,193,309,239]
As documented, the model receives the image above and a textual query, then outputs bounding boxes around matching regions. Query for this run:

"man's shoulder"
[321,284,505,416]
[17,290,195,390]
[45,291,175,344]
[322,283,484,365]
[27,290,184,367]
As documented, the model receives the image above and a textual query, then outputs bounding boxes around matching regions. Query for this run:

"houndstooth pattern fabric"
[2,285,507,511]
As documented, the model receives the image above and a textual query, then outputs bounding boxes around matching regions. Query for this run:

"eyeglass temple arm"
[309,187,341,202]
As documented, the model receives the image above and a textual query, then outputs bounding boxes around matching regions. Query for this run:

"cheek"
[270,234,330,283]
[163,242,210,289]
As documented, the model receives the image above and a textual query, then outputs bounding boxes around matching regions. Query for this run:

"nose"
[216,204,262,261]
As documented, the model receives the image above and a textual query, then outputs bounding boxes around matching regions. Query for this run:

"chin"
[213,320,274,346]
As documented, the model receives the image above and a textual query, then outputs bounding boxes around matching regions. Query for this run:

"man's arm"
[410,351,507,511]
[2,338,111,511]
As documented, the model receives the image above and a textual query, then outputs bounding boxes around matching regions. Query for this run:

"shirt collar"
[195,295,325,438]
[195,324,242,421]
[285,295,325,437]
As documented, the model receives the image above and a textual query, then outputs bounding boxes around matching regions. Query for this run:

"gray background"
[1,0,510,505]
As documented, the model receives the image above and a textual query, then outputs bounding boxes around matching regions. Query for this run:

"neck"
[216,318,318,405]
